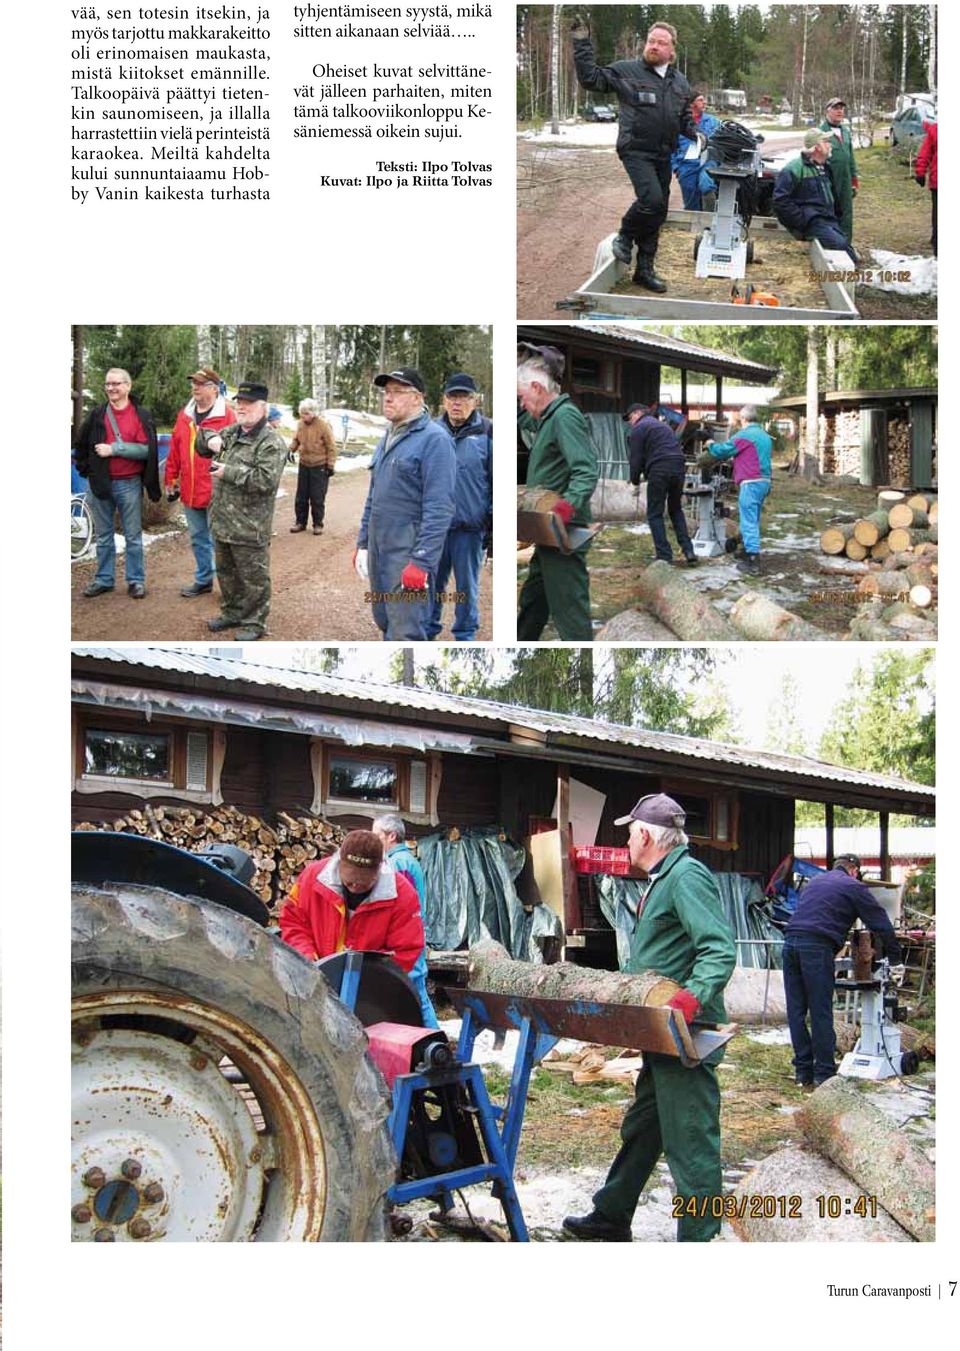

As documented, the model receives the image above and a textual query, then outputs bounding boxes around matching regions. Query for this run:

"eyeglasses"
[105,382,127,388]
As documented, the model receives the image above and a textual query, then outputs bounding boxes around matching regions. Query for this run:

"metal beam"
[880,812,890,880]
[826,802,835,868]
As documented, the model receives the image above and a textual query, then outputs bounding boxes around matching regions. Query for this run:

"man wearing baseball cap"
[772,129,858,263]
[624,404,697,566]
[564,793,735,1243]
[517,345,599,640]
[782,853,902,1088]
[279,830,427,983]
[426,372,493,641]
[819,97,859,242]
[202,380,289,640]
[354,368,457,641]
[164,368,236,598]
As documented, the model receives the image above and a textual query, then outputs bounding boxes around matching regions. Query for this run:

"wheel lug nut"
[129,1218,152,1240]
[93,1228,115,1242]
[72,1204,93,1224]
[190,1052,209,1071]
[82,1167,106,1189]
[142,1182,164,1204]
[121,1158,142,1180]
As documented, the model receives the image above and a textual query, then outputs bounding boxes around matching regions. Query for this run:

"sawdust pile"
[612,226,829,308]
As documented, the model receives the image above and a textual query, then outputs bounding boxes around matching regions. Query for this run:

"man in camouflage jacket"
[203,381,289,641]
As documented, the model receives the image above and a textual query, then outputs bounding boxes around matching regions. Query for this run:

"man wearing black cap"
[427,373,493,642]
[564,793,735,1243]
[624,404,696,566]
[355,368,457,641]
[202,381,289,641]
[783,854,902,1087]
[571,16,703,292]
[517,345,598,640]
[819,98,859,242]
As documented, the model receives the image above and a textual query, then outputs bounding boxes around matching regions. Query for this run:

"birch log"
[797,1077,935,1241]
[853,510,889,546]
[730,592,828,641]
[467,940,680,1006]
[729,1147,912,1242]
[636,560,737,640]
[820,522,857,554]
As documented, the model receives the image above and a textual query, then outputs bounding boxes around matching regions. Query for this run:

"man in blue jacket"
[625,403,696,565]
[671,91,720,210]
[783,855,903,1087]
[372,813,440,1030]
[427,372,492,642]
[772,130,858,263]
[703,405,773,576]
[355,368,457,640]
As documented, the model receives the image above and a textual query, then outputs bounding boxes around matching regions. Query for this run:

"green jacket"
[520,394,599,525]
[209,419,289,546]
[627,845,736,1025]
[819,118,857,236]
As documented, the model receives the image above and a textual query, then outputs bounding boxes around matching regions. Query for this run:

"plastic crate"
[571,846,633,876]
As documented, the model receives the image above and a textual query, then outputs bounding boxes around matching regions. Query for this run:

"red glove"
[400,562,429,591]
[552,498,575,525]
[851,176,859,193]
[666,989,702,1024]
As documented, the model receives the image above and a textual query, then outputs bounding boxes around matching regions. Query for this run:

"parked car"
[582,104,617,122]
[890,103,936,155]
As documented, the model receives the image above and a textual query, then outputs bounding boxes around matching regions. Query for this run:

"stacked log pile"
[887,419,912,486]
[816,408,861,477]
[74,806,346,911]
[818,489,938,640]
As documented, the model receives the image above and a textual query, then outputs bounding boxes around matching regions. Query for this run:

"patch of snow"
[113,530,179,556]
[864,251,937,296]
[336,453,374,474]
[519,123,619,148]
[744,1026,792,1045]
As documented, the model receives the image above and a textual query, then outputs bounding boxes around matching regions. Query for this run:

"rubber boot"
[633,256,668,293]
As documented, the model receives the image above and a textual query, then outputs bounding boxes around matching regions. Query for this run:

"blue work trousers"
[182,504,216,586]
[87,476,145,587]
[782,933,838,1084]
[409,951,440,1030]
[806,217,858,263]
[737,479,771,556]
[426,529,483,640]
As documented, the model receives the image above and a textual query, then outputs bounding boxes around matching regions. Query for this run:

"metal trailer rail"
[559,210,859,321]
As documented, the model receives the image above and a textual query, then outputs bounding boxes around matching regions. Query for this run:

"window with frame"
[570,352,618,395]
[315,744,435,819]
[76,716,213,798]
[327,753,399,806]
[665,783,738,850]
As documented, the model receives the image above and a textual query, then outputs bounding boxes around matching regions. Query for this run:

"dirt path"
[71,466,493,642]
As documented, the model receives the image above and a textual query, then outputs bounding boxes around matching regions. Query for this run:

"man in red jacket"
[165,367,237,597]
[914,121,937,258]
[279,830,425,977]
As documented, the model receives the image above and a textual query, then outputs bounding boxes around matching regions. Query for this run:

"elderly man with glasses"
[354,367,457,641]
[165,367,236,598]
[73,367,161,600]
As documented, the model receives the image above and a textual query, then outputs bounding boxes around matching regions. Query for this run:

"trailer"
[558,211,859,321]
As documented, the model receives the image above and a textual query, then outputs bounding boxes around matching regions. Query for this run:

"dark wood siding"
[437,754,501,827]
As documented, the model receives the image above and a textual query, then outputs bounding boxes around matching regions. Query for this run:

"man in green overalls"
[820,97,859,242]
[517,346,599,640]
[564,794,736,1242]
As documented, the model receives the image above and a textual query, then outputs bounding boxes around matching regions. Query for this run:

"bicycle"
[71,492,96,562]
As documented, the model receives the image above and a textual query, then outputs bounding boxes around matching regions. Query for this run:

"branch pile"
[74,806,346,911]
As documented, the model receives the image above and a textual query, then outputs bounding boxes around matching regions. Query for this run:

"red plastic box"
[571,846,633,876]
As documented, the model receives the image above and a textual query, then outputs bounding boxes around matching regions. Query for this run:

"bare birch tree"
[196,325,212,367]
[311,326,328,408]
[550,5,561,134]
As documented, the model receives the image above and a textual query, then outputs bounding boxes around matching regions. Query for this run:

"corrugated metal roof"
[522,322,778,382]
[72,646,934,802]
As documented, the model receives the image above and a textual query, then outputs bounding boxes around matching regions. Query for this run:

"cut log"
[595,609,677,642]
[887,527,930,553]
[591,479,647,522]
[881,550,922,571]
[820,522,857,555]
[723,967,786,1023]
[884,607,936,636]
[817,557,875,577]
[914,542,938,561]
[869,538,891,562]
[729,1147,912,1242]
[857,573,909,599]
[853,510,889,546]
[905,492,936,513]
[797,1077,935,1241]
[927,499,938,526]
[844,538,868,561]
[887,504,928,530]
[635,560,737,641]
[927,522,938,544]
[877,489,906,508]
[905,563,934,589]
[467,939,680,1006]
[848,615,912,641]
[730,592,827,642]
[908,586,934,611]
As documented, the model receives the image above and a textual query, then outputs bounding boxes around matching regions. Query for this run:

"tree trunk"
[805,327,819,468]
[730,1147,912,1242]
[730,593,828,641]
[900,9,909,95]
[72,325,85,444]
[196,325,212,367]
[888,504,928,530]
[888,527,931,552]
[636,560,737,640]
[844,538,868,561]
[468,940,680,1007]
[853,511,890,546]
[798,1077,935,1241]
[595,610,677,642]
[311,325,328,408]
[820,522,858,554]
[550,6,561,134]
[817,557,875,577]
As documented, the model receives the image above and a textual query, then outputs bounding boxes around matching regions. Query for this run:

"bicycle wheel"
[71,493,96,562]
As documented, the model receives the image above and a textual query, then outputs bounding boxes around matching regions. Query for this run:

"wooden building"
[769,388,938,486]
[72,648,934,965]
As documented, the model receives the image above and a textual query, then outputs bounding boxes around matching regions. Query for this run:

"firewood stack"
[74,805,347,912]
[815,408,861,476]
[817,489,938,640]
[887,419,912,486]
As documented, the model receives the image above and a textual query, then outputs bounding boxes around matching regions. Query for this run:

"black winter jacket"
[572,37,697,158]
[73,399,161,502]
[628,416,686,483]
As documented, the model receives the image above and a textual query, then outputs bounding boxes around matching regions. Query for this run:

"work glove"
[353,547,369,580]
[166,486,181,503]
[666,989,702,1024]
[888,963,906,986]
[914,173,926,188]
[696,450,715,470]
[851,175,859,196]
[552,498,575,525]
[570,13,590,40]
[401,562,429,591]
